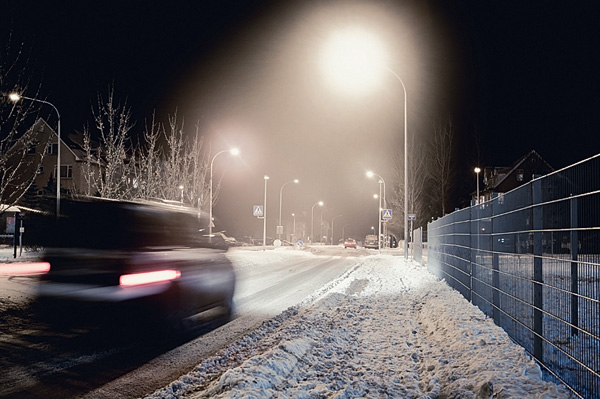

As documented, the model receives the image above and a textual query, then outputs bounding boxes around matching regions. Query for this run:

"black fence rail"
[426,154,600,399]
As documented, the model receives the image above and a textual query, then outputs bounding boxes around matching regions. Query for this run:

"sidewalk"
[145,254,571,399]
[0,244,41,263]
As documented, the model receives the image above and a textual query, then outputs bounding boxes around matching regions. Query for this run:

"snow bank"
[145,252,571,399]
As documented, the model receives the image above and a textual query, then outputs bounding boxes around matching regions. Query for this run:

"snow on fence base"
[427,153,600,399]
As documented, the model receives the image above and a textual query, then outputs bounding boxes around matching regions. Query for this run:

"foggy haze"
[158,1,452,240]
[4,1,598,240]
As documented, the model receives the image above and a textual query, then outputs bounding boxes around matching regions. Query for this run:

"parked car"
[343,238,357,249]
[364,234,379,249]
[34,197,236,331]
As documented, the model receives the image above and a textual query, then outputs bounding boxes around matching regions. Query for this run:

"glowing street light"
[208,148,239,241]
[320,29,409,259]
[319,28,387,97]
[310,201,324,244]
[9,93,61,216]
[278,179,299,241]
[474,167,481,205]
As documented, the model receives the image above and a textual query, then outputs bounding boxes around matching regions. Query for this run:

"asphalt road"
[0,246,370,399]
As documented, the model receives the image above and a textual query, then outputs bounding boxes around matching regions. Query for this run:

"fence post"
[492,200,500,321]
[570,195,579,336]
[469,205,474,303]
[532,178,544,364]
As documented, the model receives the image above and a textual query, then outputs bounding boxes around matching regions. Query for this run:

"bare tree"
[81,124,103,197]
[159,112,211,207]
[430,120,455,216]
[0,34,46,212]
[89,86,134,199]
[186,123,209,209]
[130,112,163,200]
[389,127,429,236]
[160,110,186,202]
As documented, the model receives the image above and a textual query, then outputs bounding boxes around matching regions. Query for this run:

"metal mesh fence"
[413,226,423,264]
[426,154,600,399]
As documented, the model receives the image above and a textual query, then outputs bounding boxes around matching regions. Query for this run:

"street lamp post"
[9,93,61,216]
[383,68,409,259]
[342,223,350,241]
[263,175,269,250]
[278,179,299,241]
[179,185,184,204]
[291,213,296,243]
[320,33,409,259]
[208,148,239,241]
[320,208,334,244]
[474,167,481,205]
[331,214,342,246]
[310,201,323,244]
[367,171,386,251]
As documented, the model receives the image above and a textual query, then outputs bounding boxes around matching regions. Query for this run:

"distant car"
[209,231,242,247]
[34,197,236,330]
[364,234,379,249]
[344,238,357,249]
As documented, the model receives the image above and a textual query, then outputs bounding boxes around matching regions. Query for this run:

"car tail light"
[0,262,51,276]
[119,269,181,287]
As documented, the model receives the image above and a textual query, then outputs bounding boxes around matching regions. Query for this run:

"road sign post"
[408,214,416,259]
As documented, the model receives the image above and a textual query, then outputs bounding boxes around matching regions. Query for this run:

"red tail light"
[119,269,181,287]
[0,262,51,276]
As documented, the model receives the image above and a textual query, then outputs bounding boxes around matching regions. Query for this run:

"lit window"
[516,169,524,182]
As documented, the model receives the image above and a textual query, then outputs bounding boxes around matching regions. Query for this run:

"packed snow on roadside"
[145,249,571,399]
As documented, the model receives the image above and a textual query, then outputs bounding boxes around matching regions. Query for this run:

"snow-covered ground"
[145,249,572,399]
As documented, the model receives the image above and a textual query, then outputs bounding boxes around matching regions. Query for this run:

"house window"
[516,169,524,182]
[27,144,37,154]
[54,164,73,179]
[47,142,59,155]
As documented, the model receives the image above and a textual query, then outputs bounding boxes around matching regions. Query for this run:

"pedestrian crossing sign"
[382,209,392,220]
[253,205,264,217]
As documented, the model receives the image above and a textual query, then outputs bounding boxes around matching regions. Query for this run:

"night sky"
[3,1,599,240]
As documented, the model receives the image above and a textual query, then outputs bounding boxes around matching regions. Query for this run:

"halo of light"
[320,28,388,97]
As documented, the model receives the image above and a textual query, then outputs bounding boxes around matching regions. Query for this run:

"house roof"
[487,150,554,190]
[33,118,102,164]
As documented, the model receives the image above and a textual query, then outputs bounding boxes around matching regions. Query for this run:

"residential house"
[5,118,102,205]
[475,150,554,203]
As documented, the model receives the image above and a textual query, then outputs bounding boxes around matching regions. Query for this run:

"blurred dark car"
[35,197,236,330]
[364,234,379,249]
[343,238,357,249]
